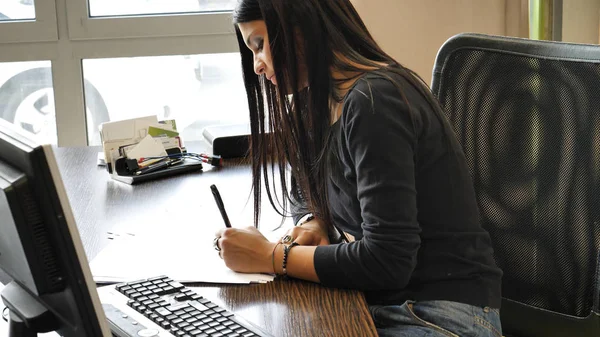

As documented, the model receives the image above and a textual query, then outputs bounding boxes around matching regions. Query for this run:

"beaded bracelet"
[282,242,299,277]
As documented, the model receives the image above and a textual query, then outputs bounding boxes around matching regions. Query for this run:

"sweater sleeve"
[314,80,422,290]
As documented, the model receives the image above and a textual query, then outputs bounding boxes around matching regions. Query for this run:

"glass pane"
[89,0,237,17]
[0,61,57,145]
[0,0,35,21]
[83,53,248,146]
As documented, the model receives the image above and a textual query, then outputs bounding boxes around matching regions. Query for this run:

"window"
[0,0,241,146]
[0,61,56,144]
[82,53,247,145]
[88,0,238,17]
[0,0,35,21]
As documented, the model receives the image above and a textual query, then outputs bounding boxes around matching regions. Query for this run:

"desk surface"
[1,143,376,337]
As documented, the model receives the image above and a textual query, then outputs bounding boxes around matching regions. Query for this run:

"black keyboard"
[103,275,271,337]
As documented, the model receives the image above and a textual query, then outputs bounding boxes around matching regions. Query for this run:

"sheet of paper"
[89,227,275,285]
[125,134,168,161]
[100,116,158,143]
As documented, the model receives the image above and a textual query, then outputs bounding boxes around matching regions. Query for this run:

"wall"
[562,0,600,44]
[350,0,512,84]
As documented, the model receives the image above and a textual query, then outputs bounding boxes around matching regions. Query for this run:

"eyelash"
[257,40,264,51]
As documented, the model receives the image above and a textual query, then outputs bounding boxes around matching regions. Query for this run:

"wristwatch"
[295,213,315,226]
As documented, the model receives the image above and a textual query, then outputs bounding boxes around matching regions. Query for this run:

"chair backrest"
[431,33,600,337]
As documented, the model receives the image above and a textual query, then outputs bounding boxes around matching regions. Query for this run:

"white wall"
[562,0,600,44]
[351,0,510,84]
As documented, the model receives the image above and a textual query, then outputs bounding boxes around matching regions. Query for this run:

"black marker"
[210,184,232,228]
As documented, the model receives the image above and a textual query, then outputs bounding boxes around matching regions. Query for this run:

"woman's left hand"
[214,226,276,274]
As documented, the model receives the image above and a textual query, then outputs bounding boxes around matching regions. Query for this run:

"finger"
[216,227,236,238]
[292,234,315,246]
[282,227,303,240]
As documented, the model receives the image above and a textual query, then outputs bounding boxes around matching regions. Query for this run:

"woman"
[214,0,503,336]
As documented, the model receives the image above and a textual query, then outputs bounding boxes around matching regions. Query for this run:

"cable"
[139,152,223,167]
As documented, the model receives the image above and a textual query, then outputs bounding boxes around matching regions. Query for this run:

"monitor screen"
[0,119,111,337]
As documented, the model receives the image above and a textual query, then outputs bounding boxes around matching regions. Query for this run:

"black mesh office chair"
[431,33,600,337]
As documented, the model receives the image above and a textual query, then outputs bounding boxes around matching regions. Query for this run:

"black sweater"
[304,71,502,308]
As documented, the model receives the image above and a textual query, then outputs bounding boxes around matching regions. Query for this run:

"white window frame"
[66,0,235,40]
[0,0,240,147]
[0,0,58,43]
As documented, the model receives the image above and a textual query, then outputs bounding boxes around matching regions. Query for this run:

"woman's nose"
[254,59,265,75]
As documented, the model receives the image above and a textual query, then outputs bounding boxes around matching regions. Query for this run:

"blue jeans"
[369,300,502,337]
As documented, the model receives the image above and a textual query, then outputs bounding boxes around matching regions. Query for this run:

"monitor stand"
[1,282,59,337]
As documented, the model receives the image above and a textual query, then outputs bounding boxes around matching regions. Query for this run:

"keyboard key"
[176,293,191,301]
[155,308,171,317]
[167,303,190,312]
[161,286,176,294]
[177,321,191,329]
[169,281,185,290]
[189,301,209,312]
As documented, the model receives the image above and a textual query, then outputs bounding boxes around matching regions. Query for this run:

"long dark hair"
[233,0,444,228]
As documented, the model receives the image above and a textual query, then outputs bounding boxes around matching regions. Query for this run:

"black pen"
[135,158,182,176]
[210,184,232,228]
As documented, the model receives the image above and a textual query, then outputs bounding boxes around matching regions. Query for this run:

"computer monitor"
[0,119,111,337]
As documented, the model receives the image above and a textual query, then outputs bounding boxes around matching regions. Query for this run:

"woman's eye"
[258,40,264,51]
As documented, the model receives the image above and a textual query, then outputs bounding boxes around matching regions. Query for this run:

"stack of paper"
[99,116,184,171]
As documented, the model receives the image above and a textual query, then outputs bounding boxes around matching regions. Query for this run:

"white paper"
[99,116,158,143]
[89,228,275,285]
[125,134,167,161]
[99,115,159,165]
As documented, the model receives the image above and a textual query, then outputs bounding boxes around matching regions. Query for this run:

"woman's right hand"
[284,218,330,246]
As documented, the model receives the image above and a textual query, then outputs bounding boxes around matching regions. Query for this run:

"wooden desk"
[51,144,377,337]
